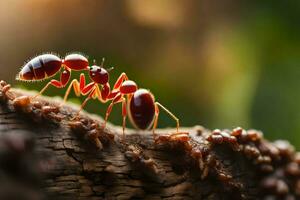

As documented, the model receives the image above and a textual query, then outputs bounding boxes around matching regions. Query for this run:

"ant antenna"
[93,59,97,65]
[100,57,113,71]
[106,67,114,72]
[101,58,105,67]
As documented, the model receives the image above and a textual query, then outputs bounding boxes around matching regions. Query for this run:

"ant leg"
[72,82,96,115]
[31,68,71,100]
[155,102,180,133]
[30,79,64,100]
[63,79,80,103]
[103,94,123,128]
[31,82,52,100]
[79,73,97,95]
[113,72,129,90]
[62,74,98,117]
[121,97,127,141]
[63,74,94,103]
[94,84,109,103]
[103,96,127,142]
[106,73,128,100]
[77,90,95,115]
[153,102,189,143]
[152,103,160,140]
[79,73,86,91]
[72,88,97,119]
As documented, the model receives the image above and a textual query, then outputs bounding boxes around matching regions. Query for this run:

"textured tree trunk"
[0,80,299,200]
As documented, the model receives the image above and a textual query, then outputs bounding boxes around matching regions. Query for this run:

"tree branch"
[0,80,299,200]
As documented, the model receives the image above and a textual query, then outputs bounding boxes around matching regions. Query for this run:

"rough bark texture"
[0,80,299,200]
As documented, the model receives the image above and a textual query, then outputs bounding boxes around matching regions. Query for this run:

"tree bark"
[0,80,299,200]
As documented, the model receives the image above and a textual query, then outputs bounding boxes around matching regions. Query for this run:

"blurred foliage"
[0,0,299,148]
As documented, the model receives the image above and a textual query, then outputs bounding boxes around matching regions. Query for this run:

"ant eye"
[89,65,109,84]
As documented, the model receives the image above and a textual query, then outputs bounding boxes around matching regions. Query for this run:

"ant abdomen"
[19,54,62,81]
[128,89,156,130]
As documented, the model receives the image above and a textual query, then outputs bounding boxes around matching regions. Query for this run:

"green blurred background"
[0,0,299,148]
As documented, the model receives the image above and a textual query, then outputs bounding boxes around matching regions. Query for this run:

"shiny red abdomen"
[128,89,155,130]
[19,54,62,81]
[63,54,88,70]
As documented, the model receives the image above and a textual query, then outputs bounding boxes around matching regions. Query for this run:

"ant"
[17,53,189,142]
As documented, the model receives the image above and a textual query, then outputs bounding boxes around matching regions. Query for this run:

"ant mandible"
[17,53,188,141]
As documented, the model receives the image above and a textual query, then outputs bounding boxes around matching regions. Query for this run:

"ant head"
[88,65,109,85]
[88,58,113,85]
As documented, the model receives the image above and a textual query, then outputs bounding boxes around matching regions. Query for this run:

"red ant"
[17,53,188,141]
